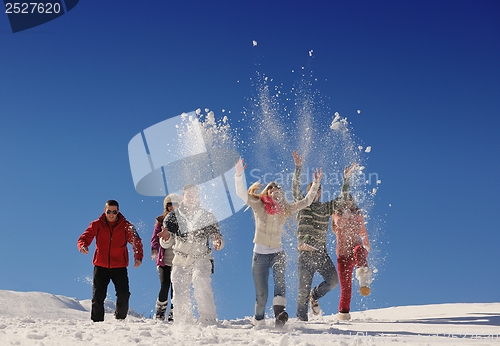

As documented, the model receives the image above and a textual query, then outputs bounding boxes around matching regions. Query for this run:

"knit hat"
[164,193,181,209]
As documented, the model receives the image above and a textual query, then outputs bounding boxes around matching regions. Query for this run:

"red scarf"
[261,195,282,215]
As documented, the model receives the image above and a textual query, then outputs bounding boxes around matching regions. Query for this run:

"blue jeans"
[252,251,286,320]
[296,250,338,321]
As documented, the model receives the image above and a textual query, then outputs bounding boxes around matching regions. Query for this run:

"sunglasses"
[106,210,118,215]
[268,184,281,190]
[166,202,179,208]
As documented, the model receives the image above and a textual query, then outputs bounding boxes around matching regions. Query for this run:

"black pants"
[91,266,130,322]
[157,265,173,305]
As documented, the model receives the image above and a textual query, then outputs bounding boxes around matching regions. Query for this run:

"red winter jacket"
[77,213,144,268]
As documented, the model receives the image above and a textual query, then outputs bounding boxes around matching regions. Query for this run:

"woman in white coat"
[234,158,322,327]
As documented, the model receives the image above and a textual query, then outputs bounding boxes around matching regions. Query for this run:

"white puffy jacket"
[160,205,224,267]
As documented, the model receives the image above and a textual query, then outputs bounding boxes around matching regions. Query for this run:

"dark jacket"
[77,213,144,268]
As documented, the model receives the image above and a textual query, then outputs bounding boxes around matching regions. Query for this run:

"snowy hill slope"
[0,290,87,320]
[0,290,498,345]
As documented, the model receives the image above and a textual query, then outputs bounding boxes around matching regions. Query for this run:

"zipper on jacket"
[108,232,112,268]
[107,219,115,269]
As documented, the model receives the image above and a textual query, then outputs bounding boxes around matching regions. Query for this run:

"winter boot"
[155,299,168,320]
[309,291,321,315]
[273,296,288,327]
[166,305,173,322]
[337,312,351,321]
[274,305,288,327]
[167,305,174,322]
[252,316,265,327]
[356,267,372,296]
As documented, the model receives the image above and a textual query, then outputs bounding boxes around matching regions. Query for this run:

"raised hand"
[313,168,323,183]
[292,150,303,166]
[344,162,359,180]
[235,158,247,176]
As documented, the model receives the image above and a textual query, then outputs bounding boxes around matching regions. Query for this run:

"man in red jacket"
[77,200,144,322]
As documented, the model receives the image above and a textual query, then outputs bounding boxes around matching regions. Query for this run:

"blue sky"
[0,1,499,320]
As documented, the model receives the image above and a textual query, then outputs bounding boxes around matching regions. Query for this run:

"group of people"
[77,184,223,325]
[235,152,372,325]
[77,151,371,326]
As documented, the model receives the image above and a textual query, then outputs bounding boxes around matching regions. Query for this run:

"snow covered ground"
[0,290,498,345]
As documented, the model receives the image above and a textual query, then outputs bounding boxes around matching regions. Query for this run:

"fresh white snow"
[0,290,498,345]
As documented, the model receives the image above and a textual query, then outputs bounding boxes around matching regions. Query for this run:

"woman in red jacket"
[77,200,144,322]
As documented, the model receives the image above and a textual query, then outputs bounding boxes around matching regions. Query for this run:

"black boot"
[274,305,288,328]
[155,300,168,320]
[167,305,174,322]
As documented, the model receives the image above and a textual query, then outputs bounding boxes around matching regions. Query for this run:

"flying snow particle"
[206,111,215,124]
[195,109,201,115]
[309,50,313,57]
[358,145,363,151]
[377,180,382,185]
[389,204,392,207]
[357,110,361,114]
[330,112,342,130]
[365,146,372,153]
[253,40,258,47]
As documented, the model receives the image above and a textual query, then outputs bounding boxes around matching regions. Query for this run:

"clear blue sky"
[1,1,499,320]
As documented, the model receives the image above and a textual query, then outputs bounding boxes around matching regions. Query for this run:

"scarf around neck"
[261,195,282,215]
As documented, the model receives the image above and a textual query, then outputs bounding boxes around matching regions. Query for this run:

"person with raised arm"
[332,193,371,321]
[234,158,322,327]
[292,151,358,321]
